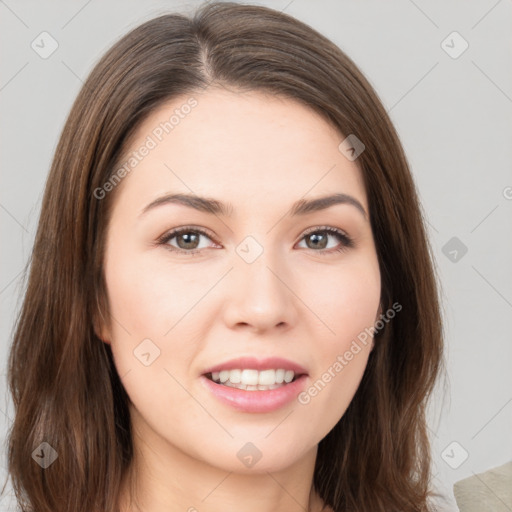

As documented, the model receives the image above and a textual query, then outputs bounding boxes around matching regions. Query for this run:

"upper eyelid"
[301,225,350,238]
[159,225,217,243]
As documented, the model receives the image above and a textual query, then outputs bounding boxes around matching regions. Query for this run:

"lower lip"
[199,374,308,413]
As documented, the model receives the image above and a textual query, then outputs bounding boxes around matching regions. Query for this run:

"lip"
[201,356,308,375]
[200,373,309,413]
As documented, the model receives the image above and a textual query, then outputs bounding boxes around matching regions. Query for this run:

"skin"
[96,87,381,512]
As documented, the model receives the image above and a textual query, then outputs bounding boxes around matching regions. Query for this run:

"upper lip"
[202,356,308,376]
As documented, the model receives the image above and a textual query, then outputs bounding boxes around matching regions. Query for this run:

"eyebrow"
[139,192,367,220]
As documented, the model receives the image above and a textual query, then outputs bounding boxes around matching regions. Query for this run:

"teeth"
[257,369,275,385]
[229,369,241,383]
[241,369,259,385]
[208,368,298,387]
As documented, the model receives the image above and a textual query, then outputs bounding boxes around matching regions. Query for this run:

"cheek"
[102,244,205,384]
[293,256,380,431]
[103,250,204,432]
[318,257,380,374]
[105,245,193,337]
[296,253,381,341]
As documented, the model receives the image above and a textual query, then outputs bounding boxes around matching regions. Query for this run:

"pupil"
[308,232,327,249]
[178,232,199,249]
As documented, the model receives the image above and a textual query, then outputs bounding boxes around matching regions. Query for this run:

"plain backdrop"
[1,0,511,510]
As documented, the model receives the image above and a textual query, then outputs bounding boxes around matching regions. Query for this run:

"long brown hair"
[4,2,445,511]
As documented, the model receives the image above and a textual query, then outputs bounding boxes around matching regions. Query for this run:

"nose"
[222,250,298,333]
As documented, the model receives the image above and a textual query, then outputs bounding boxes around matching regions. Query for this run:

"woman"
[4,2,446,511]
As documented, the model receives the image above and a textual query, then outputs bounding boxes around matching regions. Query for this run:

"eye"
[296,226,354,255]
[157,225,354,256]
[157,226,219,256]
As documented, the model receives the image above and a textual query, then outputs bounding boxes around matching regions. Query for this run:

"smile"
[206,368,299,390]
[201,372,308,413]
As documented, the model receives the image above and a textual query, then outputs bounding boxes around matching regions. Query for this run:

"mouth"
[200,368,309,413]
[200,357,309,412]
[204,368,304,391]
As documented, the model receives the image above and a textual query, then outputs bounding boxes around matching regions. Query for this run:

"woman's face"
[98,88,381,473]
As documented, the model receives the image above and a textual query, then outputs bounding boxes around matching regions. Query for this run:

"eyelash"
[157,225,354,257]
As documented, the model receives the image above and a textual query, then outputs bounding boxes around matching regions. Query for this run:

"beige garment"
[453,461,512,512]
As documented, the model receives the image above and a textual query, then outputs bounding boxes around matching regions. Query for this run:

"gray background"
[1,0,511,510]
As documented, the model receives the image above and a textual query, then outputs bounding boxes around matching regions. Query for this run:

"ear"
[93,318,111,344]
[92,301,112,345]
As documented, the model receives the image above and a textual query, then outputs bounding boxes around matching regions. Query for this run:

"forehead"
[113,88,368,215]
